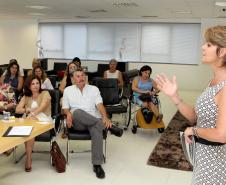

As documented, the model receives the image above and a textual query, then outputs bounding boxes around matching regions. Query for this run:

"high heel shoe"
[25,166,32,172]
[25,158,32,172]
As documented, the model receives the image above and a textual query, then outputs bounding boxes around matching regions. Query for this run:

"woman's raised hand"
[155,74,178,98]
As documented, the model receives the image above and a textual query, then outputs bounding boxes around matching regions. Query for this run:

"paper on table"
[7,126,33,136]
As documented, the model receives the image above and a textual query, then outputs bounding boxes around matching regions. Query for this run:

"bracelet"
[192,127,199,138]
[30,112,36,116]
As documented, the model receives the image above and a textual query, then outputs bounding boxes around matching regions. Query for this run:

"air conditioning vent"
[90,9,107,13]
[141,15,158,18]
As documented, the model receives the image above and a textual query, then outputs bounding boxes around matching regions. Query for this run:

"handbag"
[50,141,66,173]
[179,131,196,166]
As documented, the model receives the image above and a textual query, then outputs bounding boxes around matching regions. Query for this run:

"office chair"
[92,78,129,128]
[66,126,107,164]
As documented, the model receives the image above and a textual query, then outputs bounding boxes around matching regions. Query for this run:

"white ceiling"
[0,0,226,20]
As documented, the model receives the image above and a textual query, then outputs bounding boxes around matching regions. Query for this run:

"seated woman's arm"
[32,91,51,116]
[103,71,107,79]
[151,79,160,94]
[17,76,24,92]
[15,96,26,114]
[59,76,66,94]
[132,78,151,94]
[0,75,5,83]
[118,71,124,88]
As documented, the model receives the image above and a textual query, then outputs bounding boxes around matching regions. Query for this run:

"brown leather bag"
[50,141,66,173]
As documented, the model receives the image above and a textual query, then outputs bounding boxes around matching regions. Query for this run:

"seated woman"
[0,83,16,114]
[33,66,54,90]
[104,59,123,88]
[15,75,52,172]
[0,82,17,156]
[27,58,41,76]
[59,61,78,94]
[132,65,163,122]
[0,60,24,99]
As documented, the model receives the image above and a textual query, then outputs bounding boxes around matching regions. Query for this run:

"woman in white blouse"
[33,66,54,90]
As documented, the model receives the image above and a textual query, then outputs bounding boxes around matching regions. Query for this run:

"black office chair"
[92,78,129,128]
[14,89,62,163]
[66,127,107,164]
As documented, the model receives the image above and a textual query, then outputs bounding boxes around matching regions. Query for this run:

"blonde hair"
[204,25,226,66]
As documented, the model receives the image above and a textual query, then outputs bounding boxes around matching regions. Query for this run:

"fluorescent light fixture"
[29,12,45,16]
[25,5,50,9]
[216,2,226,6]
[175,11,192,14]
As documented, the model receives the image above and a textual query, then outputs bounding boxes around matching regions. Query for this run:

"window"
[38,22,200,64]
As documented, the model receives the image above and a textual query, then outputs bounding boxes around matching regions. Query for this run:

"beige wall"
[0,20,38,69]
[1,18,226,91]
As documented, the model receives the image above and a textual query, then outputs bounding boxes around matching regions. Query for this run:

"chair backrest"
[45,89,61,118]
[47,75,57,88]
[122,69,139,84]
[92,78,120,105]
[97,64,109,77]
[53,62,67,72]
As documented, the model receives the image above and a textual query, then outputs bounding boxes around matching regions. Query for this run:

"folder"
[3,126,33,137]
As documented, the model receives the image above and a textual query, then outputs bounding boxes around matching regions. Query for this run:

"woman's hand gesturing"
[155,74,178,98]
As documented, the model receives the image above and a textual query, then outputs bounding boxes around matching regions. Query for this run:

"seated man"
[62,68,122,179]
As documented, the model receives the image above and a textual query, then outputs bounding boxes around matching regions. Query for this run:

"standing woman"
[16,76,51,172]
[156,26,226,185]
[33,66,53,90]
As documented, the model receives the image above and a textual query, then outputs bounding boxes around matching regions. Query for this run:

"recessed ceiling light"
[216,2,226,6]
[25,5,50,9]
[29,12,45,16]
[175,11,192,14]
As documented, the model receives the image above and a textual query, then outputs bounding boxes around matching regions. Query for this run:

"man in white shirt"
[62,68,122,179]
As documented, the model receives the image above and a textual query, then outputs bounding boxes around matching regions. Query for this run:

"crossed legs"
[72,109,105,165]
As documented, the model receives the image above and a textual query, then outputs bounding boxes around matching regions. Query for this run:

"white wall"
[1,18,226,91]
[0,20,38,69]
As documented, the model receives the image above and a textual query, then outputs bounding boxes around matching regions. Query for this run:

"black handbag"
[50,141,66,173]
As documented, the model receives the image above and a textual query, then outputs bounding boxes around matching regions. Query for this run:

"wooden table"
[0,118,53,154]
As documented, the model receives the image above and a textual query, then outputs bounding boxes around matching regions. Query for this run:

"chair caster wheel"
[132,126,137,134]
[158,128,164,133]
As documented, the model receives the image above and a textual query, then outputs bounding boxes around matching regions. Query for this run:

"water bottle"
[3,111,10,120]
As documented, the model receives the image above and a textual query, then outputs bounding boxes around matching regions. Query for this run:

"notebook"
[3,126,33,137]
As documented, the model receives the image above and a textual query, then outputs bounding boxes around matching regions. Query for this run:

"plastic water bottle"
[3,111,10,120]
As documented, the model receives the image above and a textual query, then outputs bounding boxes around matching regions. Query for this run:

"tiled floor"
[0,90,201,185]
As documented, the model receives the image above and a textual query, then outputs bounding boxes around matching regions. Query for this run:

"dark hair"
[139,65,152,76]
[9,59,18,64]
[65,61,78,87]
[6,60,20,78]
[23,75,42,96]
[72,57,81,67]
